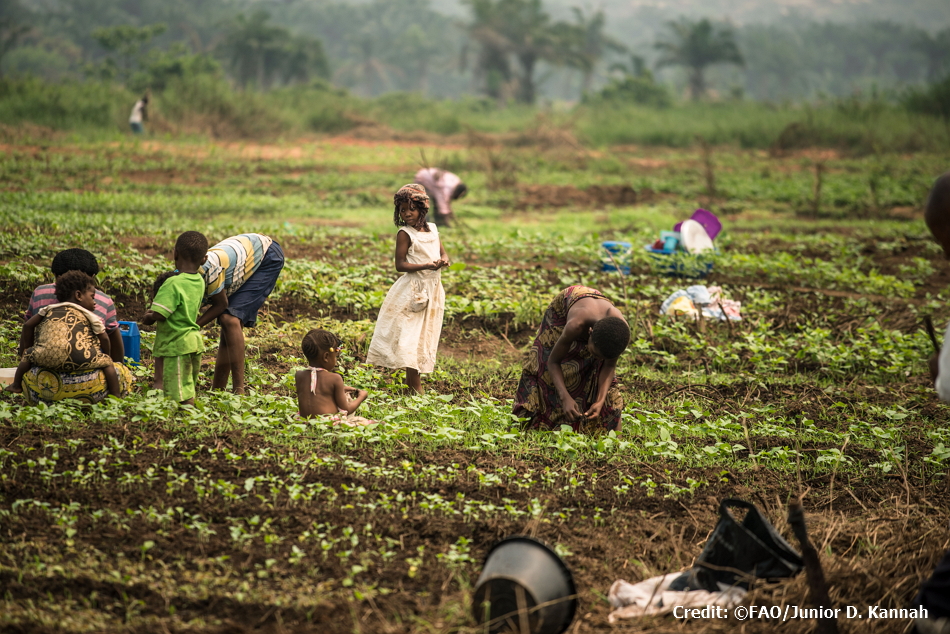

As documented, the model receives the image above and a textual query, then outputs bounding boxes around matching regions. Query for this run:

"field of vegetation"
[0,134,949,633]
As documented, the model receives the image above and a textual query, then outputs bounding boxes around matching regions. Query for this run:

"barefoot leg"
[152,357,164,390]
[405,368,423,394]
[4,358,31,393]
[214,314,246,395]
[103,364,121,397]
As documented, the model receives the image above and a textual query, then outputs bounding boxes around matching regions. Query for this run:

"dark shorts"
[222,242,284,327]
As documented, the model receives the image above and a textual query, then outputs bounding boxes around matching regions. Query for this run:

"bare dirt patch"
[515,184,649,210]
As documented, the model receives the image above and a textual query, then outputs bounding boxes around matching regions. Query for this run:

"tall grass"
[576,100,950,152]
[2,75,949,153]
[0,77,133,134]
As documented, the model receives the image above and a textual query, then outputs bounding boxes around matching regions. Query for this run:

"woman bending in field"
[513,286,630,432]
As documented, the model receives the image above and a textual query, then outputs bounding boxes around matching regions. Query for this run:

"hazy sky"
[430,0,950,30]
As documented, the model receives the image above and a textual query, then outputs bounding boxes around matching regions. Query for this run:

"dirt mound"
[515,184,649,210]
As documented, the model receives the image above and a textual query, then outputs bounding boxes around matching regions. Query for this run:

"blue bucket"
[119,321,141,364]
[601,241,632,274]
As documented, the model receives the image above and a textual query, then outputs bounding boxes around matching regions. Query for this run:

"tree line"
[2,0,949,105]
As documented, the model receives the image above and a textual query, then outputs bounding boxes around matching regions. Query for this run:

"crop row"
[1,392,947,476]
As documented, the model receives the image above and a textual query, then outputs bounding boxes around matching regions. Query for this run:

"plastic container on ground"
[472,535,577,634]
[674,208,722,241]
[119,321,141,364]
[660,231,680,251]
[0,368,15,387]
[600,241,631,274]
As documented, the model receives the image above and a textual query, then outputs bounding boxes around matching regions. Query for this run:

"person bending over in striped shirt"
[23,249,124,363]
[153,233,284,395]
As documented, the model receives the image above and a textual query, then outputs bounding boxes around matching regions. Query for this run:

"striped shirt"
[25,284,119,332]
[200,233,274,298]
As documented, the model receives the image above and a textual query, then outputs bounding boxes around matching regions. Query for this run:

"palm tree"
[914,28,950,82]
[654,17,743,101]
[563,7,626,95]
[464,0,563,105]
[279,35,330,85]
[391,22,441,94]
[218,11,285,89]
[334,35,403,97]
[463,0,516,101]
[0,0,33,78]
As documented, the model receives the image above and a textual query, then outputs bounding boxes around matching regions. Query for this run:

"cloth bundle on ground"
[660,285,741,321]
[608,499,803,623]
[308,413,377,427]
[607,573,746,622]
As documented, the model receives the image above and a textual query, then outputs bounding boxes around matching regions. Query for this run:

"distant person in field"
[25,248,124,362]
[8,271,129,403]
[153,233,284,395]
[141,232,209,406]
[926,172,950,399]
[366,184,449,394]
[129,94,148,135]
[513,286,630,433]
[295,329,374,426]
[414,167,467,227]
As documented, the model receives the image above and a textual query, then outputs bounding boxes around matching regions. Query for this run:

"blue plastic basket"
[645,246,714,278]
[601,241,632,274]
[118,321,141,364]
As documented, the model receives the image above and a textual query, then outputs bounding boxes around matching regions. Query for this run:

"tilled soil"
[0,423,946,633]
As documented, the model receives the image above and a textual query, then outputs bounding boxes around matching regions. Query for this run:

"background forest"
[2,0,950,148]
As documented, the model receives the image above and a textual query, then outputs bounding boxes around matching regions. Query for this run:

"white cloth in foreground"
[366,223,445,373]
[936,320,950,401]
[607,573,746,623]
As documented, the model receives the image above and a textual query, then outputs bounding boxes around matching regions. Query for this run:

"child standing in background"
[366,184,449,394]
[141,232,209,405]
[295,329,373,426]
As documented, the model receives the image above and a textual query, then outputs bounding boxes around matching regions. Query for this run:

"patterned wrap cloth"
[26,303,113,372]
[22,363,133,405]
[513,285,624,432]
[20,302,133,405]
[394,183,430,217]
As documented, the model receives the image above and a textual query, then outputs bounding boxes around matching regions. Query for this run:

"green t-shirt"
[150,273,206,357]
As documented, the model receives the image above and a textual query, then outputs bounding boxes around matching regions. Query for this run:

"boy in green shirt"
[141,231,209,405]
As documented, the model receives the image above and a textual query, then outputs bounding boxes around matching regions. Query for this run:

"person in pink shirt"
[414,167,467,227]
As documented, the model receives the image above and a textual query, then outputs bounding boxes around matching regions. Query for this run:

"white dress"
[366,223,445,373]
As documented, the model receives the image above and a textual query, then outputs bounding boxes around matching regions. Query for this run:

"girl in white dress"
[366,184,450,393]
